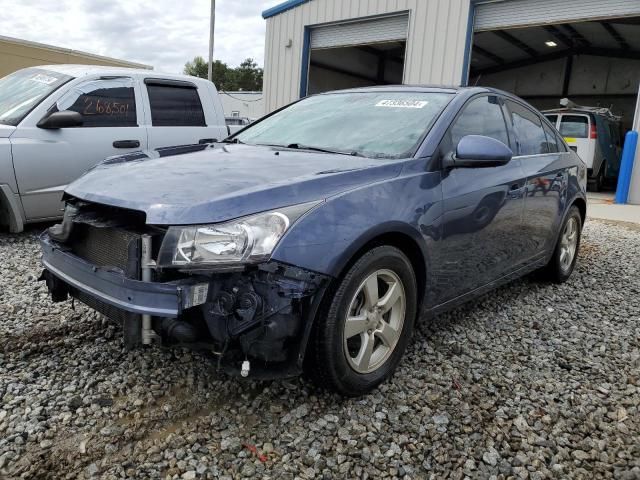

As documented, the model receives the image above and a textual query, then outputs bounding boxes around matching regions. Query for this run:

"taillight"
[589,123,597,139]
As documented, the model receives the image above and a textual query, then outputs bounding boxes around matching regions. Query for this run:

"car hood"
[66,144,404,225]
[0,125,16,138]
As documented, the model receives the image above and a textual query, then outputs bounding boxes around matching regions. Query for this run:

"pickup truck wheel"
[539,206,582,283]
[306,246,417,396]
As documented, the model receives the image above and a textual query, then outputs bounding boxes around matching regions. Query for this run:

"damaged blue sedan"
[40,86,587,396]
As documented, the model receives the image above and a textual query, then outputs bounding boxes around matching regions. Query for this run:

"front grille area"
[69,224,141,279]
[74,288,129,325]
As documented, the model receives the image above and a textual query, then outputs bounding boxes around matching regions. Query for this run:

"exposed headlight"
[157,202,320,267]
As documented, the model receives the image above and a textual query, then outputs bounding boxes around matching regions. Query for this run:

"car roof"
[317,84,529,99]
[32,64,206,83]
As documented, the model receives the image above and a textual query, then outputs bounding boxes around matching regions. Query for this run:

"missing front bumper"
[39,232,330,377]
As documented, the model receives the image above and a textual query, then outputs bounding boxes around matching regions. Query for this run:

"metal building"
[219,91,265,120]
[0,35,150,78]
[261,0,640,202]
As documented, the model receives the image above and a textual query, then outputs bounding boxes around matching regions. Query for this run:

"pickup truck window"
[146,85,206,127]
[0,68,72,126]
[55,78,137,128]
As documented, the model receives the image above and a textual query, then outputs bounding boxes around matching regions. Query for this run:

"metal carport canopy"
[474,0,640,31]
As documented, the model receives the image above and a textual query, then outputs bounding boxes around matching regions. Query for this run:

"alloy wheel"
[343,269,406,374]
[559,217,578,272]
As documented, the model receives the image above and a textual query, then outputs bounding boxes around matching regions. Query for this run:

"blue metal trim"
[262,0,310,19]
[299,26,311,98]
[460,1,478,86]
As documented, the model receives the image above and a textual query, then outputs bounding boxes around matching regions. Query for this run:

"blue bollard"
[615,130,639,205]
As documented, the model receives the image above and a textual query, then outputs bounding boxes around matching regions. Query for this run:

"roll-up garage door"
[474,0,640,31]
[310,14,409,49]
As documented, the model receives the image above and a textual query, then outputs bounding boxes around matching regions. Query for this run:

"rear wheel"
[590,161,606,192]
[306,246,417,396]
[539,206,582,283]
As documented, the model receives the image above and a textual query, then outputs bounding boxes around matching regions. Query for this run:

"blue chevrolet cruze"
[41,86,587,395]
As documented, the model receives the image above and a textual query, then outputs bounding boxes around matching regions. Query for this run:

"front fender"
[271,164,442,279]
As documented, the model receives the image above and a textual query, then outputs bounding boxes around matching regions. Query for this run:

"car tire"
[306,245,417,396]
[539,206,582,283]
[590,161,606,192]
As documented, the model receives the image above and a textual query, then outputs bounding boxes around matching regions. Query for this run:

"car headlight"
[157,202,320,267]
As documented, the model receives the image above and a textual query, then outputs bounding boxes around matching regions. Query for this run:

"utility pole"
[208,0,216,81]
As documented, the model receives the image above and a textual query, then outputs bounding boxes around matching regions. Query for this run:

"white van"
[543,102,623,191]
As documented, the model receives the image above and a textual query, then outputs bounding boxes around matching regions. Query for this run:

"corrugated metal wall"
[310,13,409,49]
[262,0,472,112]
[475,0,640,31]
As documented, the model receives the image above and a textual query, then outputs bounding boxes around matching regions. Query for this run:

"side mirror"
[445,135,513,168]
[37,111,83,129]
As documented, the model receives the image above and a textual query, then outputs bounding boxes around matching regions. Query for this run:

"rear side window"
[559,115,588,138]
[544,114,558,126]
[542,122,559,153]
[56,78,137,128]
[146,85,206,127]
[506,101,547,155]
[448,95,510,150]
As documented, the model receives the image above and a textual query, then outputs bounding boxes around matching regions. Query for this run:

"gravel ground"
[0,220,639,480]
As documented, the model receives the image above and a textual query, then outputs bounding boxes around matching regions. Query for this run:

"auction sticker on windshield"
[30,73,59,85]
[375,100,429,108]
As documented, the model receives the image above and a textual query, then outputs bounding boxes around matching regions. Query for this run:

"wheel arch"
[327,225,428,313]
[571,196,586,227]
[0,184,25,233]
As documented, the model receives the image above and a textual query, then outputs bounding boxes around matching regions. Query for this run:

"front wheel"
[539,206,582,283]
[306,246,417,396]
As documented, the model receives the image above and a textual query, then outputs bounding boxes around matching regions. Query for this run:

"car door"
[11,76,147,220]
[434,94,526,302]
[143,79,225,149]
[505,100,568,261]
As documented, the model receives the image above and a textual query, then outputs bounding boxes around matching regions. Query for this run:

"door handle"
[198,138,216,144]
[113,140,140,149]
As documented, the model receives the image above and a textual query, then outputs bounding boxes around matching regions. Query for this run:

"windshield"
[0,68,72,126]
[234,91,453,159]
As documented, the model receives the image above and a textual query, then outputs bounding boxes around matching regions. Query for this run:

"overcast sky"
[0,0,277,73]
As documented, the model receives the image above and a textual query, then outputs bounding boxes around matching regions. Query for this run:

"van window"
[559,115,589,138]
[544,114,558,126]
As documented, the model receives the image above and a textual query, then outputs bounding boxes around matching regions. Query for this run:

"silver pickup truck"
[0,65,237,232]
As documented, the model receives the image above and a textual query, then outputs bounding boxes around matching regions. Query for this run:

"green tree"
[183,56,235,90]
[232,58,264,91]
[183,56,263,91]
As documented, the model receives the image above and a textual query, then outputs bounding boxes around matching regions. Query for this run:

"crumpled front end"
[39,200,329,378]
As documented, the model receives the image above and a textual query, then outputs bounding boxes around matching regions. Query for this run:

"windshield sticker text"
[375,100,429,109]
[30,74,58,85]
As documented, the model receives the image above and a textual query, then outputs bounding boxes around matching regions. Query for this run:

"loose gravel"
[0,220,639,480]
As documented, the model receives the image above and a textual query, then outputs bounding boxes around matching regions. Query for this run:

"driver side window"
[443,95,510,154]
[54,78,137,128]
